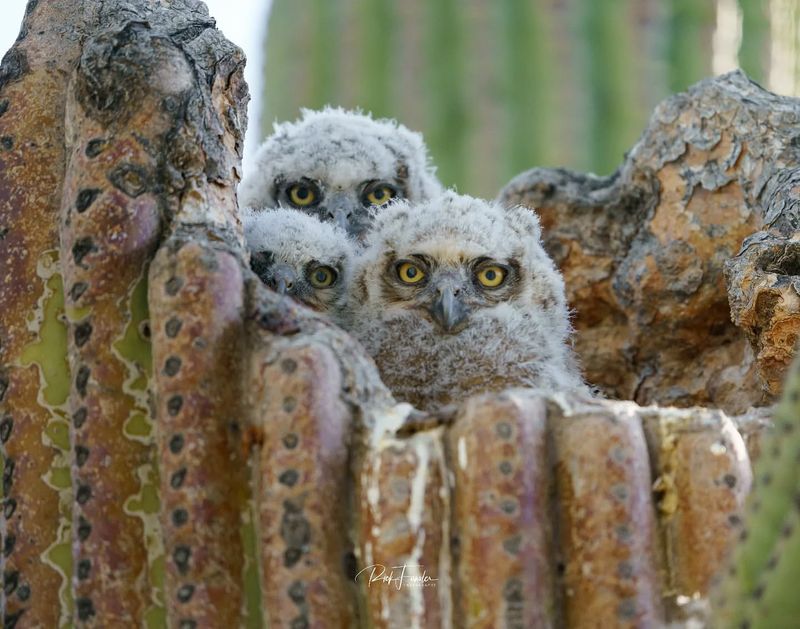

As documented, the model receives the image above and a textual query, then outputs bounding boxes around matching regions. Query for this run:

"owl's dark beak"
[324,195,356,235]
[429,284,469,333]
[268,264,297,295]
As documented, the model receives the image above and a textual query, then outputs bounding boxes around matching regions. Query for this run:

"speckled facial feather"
[239,107,442,237]
[242,207,356,319]
[345,191,587,410]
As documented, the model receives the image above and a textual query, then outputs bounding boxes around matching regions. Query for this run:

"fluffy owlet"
[346,191,585,411]
[242,207,355,318]
[239,107,442,238]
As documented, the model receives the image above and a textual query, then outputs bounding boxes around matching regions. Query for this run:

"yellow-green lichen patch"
[114,272,165,628]
[242,500,265,629]
[116,274,154,446]
[125,465,160,516]
[19,252,70,407]
[113,273,153,385]
[43,536,73,627]
[144,552,167,629]
[124,412,153,441]
[40,447,74,627]
[44,417,70,452]
[45,466,72,491]
[17,250,74,625]
[144,600,167,629]
[63,304,91,323]
[125,462,165,628]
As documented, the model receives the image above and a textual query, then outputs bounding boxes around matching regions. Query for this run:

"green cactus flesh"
[714,353,800,626]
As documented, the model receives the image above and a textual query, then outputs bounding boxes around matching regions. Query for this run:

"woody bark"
[501,71,799,414]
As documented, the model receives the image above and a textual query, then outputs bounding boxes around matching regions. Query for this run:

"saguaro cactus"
[2,1,251,626]
[712,351,800,627]
[0,2,795,627]
[60,23,167,622]
[1,2,92,625]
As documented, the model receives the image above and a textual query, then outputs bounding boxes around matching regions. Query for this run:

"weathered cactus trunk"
[550,399,665,626]
[149,239,248,625]
[3,1,251,626]
[358,425,450,626]
[244,283,402,627]
[60,22,167,623]
[447,394,554,627]
[247,318,358,625]
[308,381,759,625]
[1,2,95,625]
[0,2,795,627]
[134,12,249,629]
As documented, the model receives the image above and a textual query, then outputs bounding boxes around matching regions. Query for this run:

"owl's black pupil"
[296,187,309,199]
[485,270,496,281]
[315,270,328,282]
[406,267,417,278]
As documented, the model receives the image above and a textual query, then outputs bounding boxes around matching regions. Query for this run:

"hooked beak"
[428,285,469,333]
[330,207,352,233]
[268,264,297,296]
[324,195,355,234]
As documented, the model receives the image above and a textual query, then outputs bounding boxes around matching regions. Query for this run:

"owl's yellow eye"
[363,183,397,207]
[397,261,426,284]
[308,265,337,288]
[288,182,319,207]
[476,265,506,288]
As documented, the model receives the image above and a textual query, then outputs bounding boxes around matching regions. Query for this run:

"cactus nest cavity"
[0,1,798,627]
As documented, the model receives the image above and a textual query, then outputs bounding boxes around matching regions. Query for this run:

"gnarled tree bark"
[500,71,799,414]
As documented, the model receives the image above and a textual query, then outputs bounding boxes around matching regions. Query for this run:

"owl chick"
[242,207,355,317]
[346,191,585,411]
[239,107,442,238]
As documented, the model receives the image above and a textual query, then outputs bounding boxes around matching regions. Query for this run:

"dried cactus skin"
[348,391,761,626]
[358,427,449,627]
[87,1,252,625]
[548,398,664,627]
[0,1,90,625]
[59,22,178,623]
[29,0,249,625]
[724,125,800,395]
[246,280,399,627]
[144,33,250,620]
[733,407,773,464]
[641,408,752,607]
[248,335,358,626]
[150,238,248,626]
[246,283,453,627]
[712,352,800,627]
[447,392,555,628]
[500,71,800,413]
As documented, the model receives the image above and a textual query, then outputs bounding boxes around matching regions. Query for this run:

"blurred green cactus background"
[258,0,800,197]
